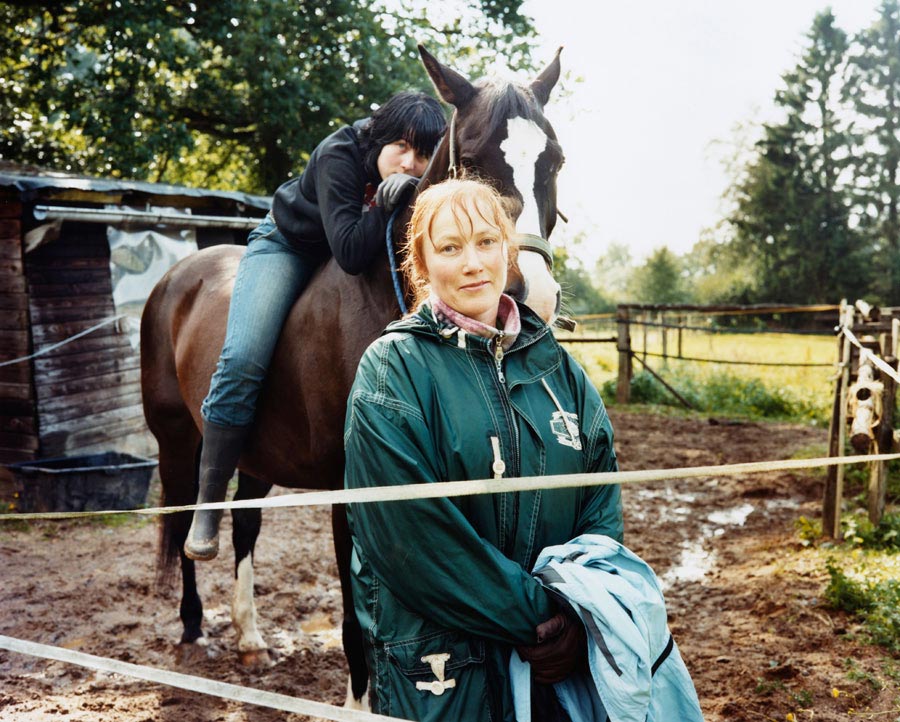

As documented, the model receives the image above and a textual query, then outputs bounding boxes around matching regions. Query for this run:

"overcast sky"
[519,0,884,265]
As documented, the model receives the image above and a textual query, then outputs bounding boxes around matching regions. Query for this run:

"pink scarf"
[430,293,521,351]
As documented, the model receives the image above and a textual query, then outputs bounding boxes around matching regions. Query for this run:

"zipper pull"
[490,436,506,479]
[493,334,505,384]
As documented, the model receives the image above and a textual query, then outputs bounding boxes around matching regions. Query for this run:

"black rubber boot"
[184,420,250,561]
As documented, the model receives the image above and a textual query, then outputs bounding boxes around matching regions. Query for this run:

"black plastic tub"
[7,452,157,512]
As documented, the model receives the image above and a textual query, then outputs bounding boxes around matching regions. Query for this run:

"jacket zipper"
[492,333,505,384]
[486,333,520,556]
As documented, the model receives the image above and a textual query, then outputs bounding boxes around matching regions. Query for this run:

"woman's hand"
[375,173,420,213]
[515,611,586,684]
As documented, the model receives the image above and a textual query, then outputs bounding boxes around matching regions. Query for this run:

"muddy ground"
[1,408,898,721]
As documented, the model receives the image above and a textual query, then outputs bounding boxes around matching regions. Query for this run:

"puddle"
[661,503,757,590]
[660,540,715,589]
[707,503,754,527]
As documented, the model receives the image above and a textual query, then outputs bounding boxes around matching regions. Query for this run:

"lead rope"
[385,208,408,315]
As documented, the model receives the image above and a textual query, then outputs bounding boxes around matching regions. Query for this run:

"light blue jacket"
[510,534,704,722]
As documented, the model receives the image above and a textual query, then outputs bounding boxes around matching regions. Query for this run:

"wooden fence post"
[870,320,898,524]
[616,305,632,404]
[677,315,683,359]
[661,311,668,367]
[824,302,852,539]
[641,312,648,363]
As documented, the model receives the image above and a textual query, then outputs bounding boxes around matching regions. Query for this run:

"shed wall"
[25,222,153,458]
[0,201,38,469]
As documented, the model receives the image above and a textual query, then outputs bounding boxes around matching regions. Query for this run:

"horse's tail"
[142,261,204,589]
[154,448,200,588]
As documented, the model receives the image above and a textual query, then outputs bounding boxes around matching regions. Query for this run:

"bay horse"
[141,44,566,706]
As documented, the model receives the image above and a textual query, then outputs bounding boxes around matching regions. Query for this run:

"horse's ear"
[418,43,476,108]
[530,47,562,107]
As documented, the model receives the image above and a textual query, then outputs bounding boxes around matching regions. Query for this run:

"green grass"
[825,554,900,655]
[564,327,836,424]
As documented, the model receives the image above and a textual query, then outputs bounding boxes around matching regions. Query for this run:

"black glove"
[515,611,586,685]
[375,173,419,213]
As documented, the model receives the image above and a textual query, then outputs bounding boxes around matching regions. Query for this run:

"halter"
[446,110,554,269]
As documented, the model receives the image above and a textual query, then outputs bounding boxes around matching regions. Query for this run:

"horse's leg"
[230,471,273,667]
[155,430,209,661]
[332,501,369,709]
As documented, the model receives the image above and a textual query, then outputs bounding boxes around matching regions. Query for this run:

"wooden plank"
[25,266,110,284]
[0,431,39,451]
[38,391,143,427]
[0,259,23,276]
[27,281,113,298]
[30,321,118,344]
[0,415,36,435]
[28,294,111,311]
[33,346,135,374]
[39,407,148,456]
[25,257,109,273]
[0,333,29,360]
[0,396,35,416]
[28,304,116,325]
[0,218,21,238]
[33,355,140,387]
[0,201,23,219]
[0,243,23,261]
[0,367,32,386]
[28,239,108,260]
[33,367,141,401]
[0,275,26,294]
[39,384,142,419]
[0,447,36,466]
[39,402,146,437]
[0,310,30,330]
[26,332,133,361]
[0,294,29,313]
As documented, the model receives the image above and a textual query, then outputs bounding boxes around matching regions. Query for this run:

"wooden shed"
[0,164,269,485]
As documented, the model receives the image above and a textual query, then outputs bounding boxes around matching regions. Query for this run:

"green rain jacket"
[344,302,623,722]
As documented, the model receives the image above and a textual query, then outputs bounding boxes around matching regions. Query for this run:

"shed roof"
[0,162,271,212]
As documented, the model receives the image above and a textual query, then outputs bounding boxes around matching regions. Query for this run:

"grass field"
[559,322,838,423]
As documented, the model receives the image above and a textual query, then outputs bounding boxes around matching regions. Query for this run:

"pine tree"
[845,0,900,303]
[728,11,868,304]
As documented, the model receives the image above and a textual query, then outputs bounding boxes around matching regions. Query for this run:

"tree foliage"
[627,247,689,304]
[724,10,871,305]
[845,0,900,301]
[0,0,536,193]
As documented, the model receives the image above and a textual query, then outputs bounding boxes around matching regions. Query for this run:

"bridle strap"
[448,110,553,269]
[447,111,459,179]
[515,233,554,269]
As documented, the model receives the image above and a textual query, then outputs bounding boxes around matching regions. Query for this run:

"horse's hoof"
[184,538,219,561]
[239,648,273,667]
[176,641,211,665]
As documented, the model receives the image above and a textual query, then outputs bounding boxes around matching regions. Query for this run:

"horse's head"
[418,44,564,324]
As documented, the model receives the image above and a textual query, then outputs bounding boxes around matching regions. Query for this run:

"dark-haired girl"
[185,90,446,561]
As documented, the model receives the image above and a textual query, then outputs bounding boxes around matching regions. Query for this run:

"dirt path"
[1,409,897,721]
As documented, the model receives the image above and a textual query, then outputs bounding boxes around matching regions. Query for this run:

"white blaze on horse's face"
[501,116,561,324]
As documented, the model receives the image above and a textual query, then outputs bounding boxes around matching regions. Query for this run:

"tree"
[552,237,612,315]
[626,247,690,304]
[592,241,634,303]
[845,0,900,303]
[0,0,536,193]
[726,10,869,304]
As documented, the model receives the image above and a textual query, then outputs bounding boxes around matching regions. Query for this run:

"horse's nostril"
[507,275,528,302]
[554,287,562,316]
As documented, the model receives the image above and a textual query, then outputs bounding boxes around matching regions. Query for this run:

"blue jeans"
[201,214,327,427]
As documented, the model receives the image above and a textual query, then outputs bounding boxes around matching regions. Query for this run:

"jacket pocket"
[382,632,490,721]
